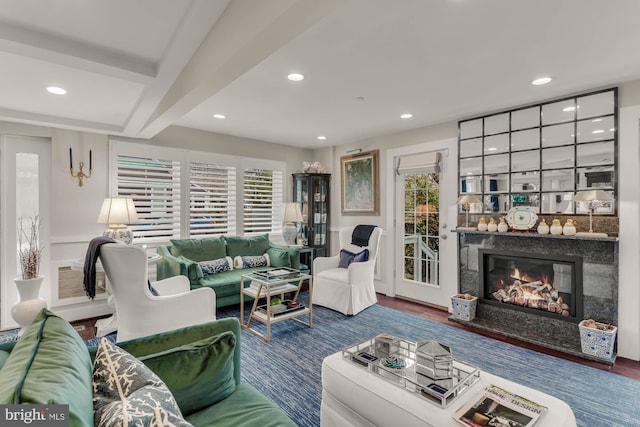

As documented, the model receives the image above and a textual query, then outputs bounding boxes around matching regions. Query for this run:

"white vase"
[12,276,47,336]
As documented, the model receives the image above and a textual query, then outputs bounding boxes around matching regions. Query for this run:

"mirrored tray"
[342,334,480,408]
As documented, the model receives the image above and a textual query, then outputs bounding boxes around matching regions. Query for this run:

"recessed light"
[46,86,66,95]
[592,129,604,134]
[400,113,413,119]
[213,114,226,119]
[287,73,304,82]
[592,118,603,122]
[487,147,497,151]
[317,136,327,140]
[562,106,579,112]
[531,77,552,86]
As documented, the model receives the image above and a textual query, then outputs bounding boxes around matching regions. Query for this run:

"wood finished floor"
[71,294,640,381]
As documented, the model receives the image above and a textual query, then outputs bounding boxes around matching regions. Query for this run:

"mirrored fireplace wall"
[458,87,617,220]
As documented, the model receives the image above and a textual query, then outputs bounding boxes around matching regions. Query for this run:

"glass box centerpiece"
[415,341,453,380]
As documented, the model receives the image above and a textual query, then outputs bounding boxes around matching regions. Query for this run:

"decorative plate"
[505,206,538,230]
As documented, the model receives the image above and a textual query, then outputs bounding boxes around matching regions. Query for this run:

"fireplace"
[479,249,584,322]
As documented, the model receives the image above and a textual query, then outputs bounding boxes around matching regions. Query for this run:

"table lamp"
[572,190,614,237]
[97,197,139,244]
[282,202,303,245]
[456,195,482,230]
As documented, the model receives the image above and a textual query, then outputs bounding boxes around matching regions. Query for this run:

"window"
[458,87,617,215]
[110,141,284,244]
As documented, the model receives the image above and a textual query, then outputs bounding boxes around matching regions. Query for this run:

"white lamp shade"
[283,202,303,223]
[97,197,139,227]
[572,189,614,202]
[456,194,482,205]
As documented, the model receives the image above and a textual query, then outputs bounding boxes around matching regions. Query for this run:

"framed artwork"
[341,149,379,215]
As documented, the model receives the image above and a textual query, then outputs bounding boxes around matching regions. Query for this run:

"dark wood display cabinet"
[292,173,331,258]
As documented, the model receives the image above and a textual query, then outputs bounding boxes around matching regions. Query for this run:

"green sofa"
[0,310,296,427]
[157,234,300,308]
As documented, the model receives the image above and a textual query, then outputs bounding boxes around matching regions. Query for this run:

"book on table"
[453,384,547,427]
[256,300,306,317]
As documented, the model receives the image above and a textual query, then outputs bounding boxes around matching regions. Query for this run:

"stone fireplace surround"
[454,230,618,363]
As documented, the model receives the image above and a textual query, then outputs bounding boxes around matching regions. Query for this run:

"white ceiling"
[1,0,640,149]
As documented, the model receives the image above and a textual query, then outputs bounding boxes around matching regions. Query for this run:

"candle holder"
[69,147,92,187]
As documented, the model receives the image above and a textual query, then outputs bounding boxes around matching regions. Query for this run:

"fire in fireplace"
[479,249,583,322]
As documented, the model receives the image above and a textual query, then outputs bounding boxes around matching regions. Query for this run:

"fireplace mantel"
[454,230,618,363]
[452,228,618,242]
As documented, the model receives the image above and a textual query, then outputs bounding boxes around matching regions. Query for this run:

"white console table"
[321,351,576,427]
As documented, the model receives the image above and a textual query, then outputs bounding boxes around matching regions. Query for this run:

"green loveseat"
[157,234,300,308]
[0,310,296,427]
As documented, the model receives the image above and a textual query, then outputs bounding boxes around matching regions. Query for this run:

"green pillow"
[266,247,291,268]
[139,331,237,416]
[171,236,226,262]
[225,234,270,258]
[0,309,93,427]
[93,338,192,426]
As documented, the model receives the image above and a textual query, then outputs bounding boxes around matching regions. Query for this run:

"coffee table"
[240,269,312,342]
[321,350,577,426]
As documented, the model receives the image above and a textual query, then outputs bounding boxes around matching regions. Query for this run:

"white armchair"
[313,226,382,315]
[99,243,216,342]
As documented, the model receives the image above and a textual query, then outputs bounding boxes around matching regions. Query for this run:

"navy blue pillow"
[338,249,369,268]
[147,280,159,296]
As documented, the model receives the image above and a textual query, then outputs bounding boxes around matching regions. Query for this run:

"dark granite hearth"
[455,230,618,364]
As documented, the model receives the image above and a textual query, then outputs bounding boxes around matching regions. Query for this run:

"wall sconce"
[69,147,92,187]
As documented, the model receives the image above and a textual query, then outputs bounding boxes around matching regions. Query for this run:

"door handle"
[440,234,447,240]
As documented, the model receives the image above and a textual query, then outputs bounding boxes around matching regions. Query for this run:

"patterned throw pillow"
[233,253,270,269]
[338,248,369,268]
[199,256,233,275]
[92,338,192,427]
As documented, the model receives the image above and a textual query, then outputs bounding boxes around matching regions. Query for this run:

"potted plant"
[12,216,47,334]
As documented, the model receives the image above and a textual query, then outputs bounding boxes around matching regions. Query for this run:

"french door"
[393,142,457,308]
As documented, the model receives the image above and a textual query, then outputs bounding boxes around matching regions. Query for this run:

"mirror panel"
[511,128,539,151]
[484,134,509,154]
[485,154,509,174]
[542,123,574,147]
[577,91,615,119]
[577,116,615,143]
[460,119,482,139]
[483,194,509,213]
[542,146,574,169]
[458,88,617,216]
[511,171,539,192]
[460,175,482,193]
[511,107,539,130]
[460,137,482,158]
[485,113,509,135]
[484,174,509,193]
[460,157,482,175]
[542,99,576,125]
[511,151,539,171]
[576,141,614,166]
[542,169,575,191]
[577,166,614,190]
[542,192,575,214]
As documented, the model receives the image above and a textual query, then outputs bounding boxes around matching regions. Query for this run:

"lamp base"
[103,228,133,244]
[282,223,298,246]
[575,231,609,238]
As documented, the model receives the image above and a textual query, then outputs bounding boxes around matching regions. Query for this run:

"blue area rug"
[2,300,638,426]
[217,297,640,427]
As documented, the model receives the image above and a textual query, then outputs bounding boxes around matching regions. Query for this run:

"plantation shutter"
[116,154,181,243]
[243,168,283,235]
[189,161,237,237]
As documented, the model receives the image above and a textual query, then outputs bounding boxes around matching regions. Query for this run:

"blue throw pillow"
[338,248,369,268]
[199,257,233,276]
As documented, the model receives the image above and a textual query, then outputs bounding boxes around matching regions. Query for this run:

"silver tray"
[342,334,480,408]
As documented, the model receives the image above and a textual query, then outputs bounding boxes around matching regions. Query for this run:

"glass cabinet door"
[293,173,330,258]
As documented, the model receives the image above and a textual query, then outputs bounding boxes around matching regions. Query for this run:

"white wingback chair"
[313,226,382,315]
[99,243,216,342]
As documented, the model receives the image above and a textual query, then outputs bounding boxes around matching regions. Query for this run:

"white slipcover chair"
[313,226,382,315]
[99,243,216,342]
